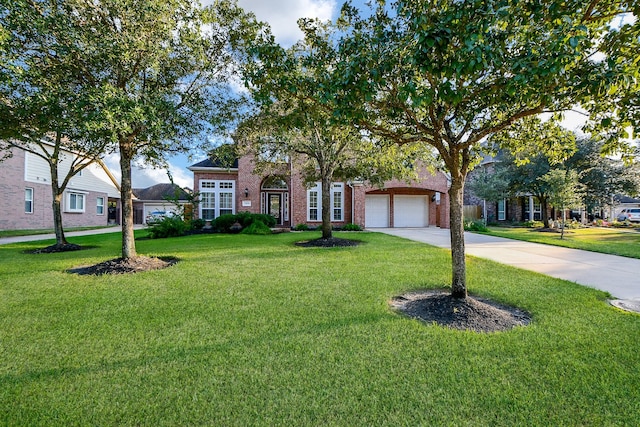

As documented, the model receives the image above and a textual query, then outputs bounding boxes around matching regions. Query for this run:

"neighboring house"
[132,183,191,224]
[188,154,451,229]
[0,146,121,230]
[612,195,640,219]
[464,157,553,224]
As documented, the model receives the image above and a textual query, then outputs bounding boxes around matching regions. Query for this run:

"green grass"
[482,226,640,259]
[2,231,640,426]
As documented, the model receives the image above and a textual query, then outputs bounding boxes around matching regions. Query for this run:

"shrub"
[464,219,488,232]
[213,213,277,233]
[240,220,272,235]
[189,218,206,230]
[148,216,189,239]
[523,220,544,228]
[252,213,277,228]
[212,214,238,233]
[294,223,309,231]
[342,223,362,231]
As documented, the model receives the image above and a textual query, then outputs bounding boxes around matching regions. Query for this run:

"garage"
[365,195,389,228]
[394,195,428,227]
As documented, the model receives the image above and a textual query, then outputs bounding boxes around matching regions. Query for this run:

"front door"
[269,193,282,225]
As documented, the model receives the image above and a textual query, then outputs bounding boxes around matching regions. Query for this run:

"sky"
[104,0,589,191]
[104,0,362,190]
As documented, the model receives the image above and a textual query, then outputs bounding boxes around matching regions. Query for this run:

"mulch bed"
[25,243,92,254]
[68,256,178,276]
[390,290,531,333]
[295,237,362,248]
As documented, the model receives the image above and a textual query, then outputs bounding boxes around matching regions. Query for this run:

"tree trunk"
[48,162,67,246]
[119,141,137,259]
[449,176,467,299]
[540,197,550,227]
[321,174,332,239]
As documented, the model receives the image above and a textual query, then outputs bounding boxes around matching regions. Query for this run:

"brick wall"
[0,149,112,230]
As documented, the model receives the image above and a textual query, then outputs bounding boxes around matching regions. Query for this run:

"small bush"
[294,223,309,231]
[523,220,544,228]
[342,223,363,231]
[148,216,189,239]
[240,220,272,235]
[213,213,277,233]
[464,219,488,232]
[189,218,206,230]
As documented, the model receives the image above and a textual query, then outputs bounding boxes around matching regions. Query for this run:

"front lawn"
[483,226,640,259]
[1,231,639,425]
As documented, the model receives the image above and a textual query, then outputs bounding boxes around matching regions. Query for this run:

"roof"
[188,158,239,170]
[615,195,640,204]
[133,183,190,201]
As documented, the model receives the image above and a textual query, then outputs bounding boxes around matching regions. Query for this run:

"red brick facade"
[0,147,121,230]
[190,155,450,229]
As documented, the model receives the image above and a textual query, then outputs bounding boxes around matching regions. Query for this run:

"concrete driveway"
[375,227,640,310]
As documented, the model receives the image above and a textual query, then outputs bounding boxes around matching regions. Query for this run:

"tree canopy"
[335,0,637,298]
[241,18,427,239]
[2,0,265,258]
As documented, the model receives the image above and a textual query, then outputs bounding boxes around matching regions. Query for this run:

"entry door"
[269,193,282,225]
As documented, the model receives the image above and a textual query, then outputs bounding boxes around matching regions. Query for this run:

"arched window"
[261,176,288,190]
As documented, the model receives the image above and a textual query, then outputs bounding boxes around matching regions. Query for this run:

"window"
[201,192,216,220]
[67,192,86,213]
[332,183,343,221]
[308,189,319,221]
[96,197,105,215]
[307,182,344,222]
[498,199,506,221]
[25,188,33,214]
[524,197,542,221]
[199,180,235,220]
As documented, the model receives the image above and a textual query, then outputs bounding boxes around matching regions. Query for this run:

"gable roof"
[188,157,239,170]
[133,183,190,201]
[615,195,640,204]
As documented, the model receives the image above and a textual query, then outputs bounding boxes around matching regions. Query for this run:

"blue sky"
[104,0,370,190]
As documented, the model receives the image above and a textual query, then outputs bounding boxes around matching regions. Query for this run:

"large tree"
[0,6,110,249]
[566,137,640,213]
[242,18,426,239]
[2,0,263,259]
[336,0,635,298]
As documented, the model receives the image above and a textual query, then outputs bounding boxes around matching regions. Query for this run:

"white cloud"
[237,0,337,45]
[102,153,194,191]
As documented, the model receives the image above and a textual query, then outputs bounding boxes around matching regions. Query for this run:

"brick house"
[132,183,192,224]
[0,146,121,230]
[188,154,450,229]
[464,158,554,224]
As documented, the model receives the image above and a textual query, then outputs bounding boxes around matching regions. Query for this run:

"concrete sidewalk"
[376,227,640,308]
[0,225,143,246]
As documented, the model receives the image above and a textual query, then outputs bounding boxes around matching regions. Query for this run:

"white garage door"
[394,195,428,227]
[365,195,390,228]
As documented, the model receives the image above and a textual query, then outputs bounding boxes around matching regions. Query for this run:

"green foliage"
[240,16,427,239]
[334,0,632,295]
[466,166,510,202]
[341,223,363,231]
[464,219,489,232]
[1,0,264,258]
[294,223,310,231]
[147,216,189,239]
[240,220,272,235]
[189,218,206,231]
[213,212,276,233]
[523,220,545,229]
